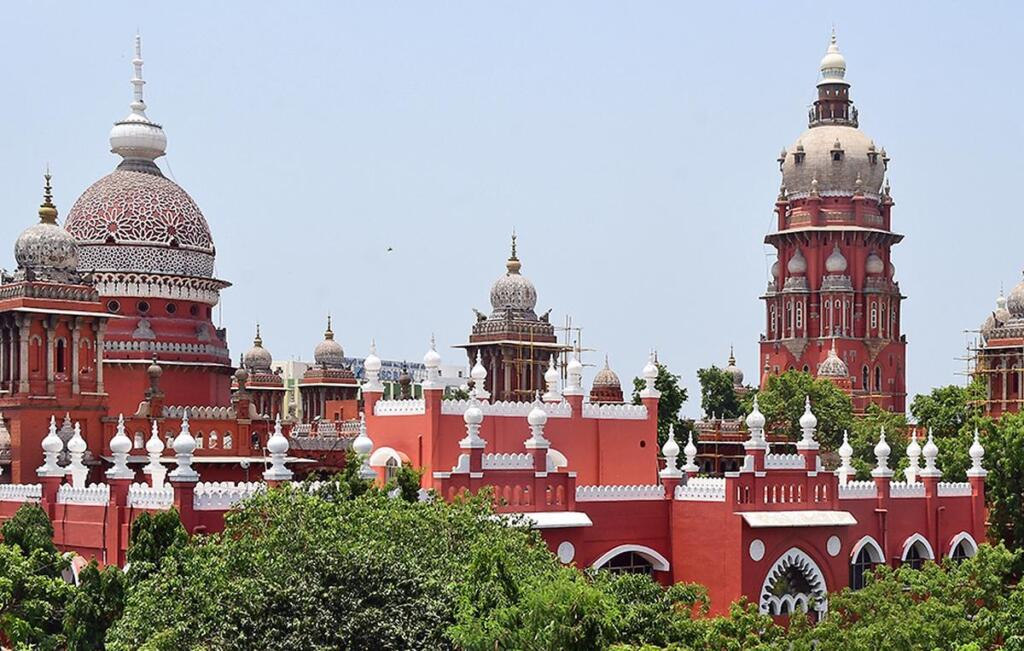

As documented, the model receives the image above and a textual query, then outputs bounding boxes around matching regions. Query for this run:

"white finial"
[744,396,767,451]
[660,425,683,478]
[682,431,699,474]
[363,339,384,393]
[353,413,376,480]
[904,430,922,483]
[819,26,847,81]
[460,398,485,449]
[37,416,64,477]
[169,410,198,482]
[543,354,561,403]
[871,427,893,478]
[144,420,167,488]
[524,397,550,450]
[470,351,490,400]
[264,414,293,481]
[66,423,89,488]
[967,428,987,477]
[640,352,661,399]
[107,414,135,480]
[797,396,819,450]
[564,350,584,396]
[422,336,442,388]
[836,430,854,485]
[920,429,942,478]
[109,34,167,161]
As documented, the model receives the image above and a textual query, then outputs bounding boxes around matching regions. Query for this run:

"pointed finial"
[325,314,333,339]
[511,228,518,260]
[728,344,736,366]
[254,323,262,346]
[38,169,58,224]
[131,33,147,116]
[506,231,522,274]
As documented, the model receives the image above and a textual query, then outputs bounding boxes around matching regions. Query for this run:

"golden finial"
[325,314,334,339]
[728,345,736,366]
[506,230,522,274]
[254,323,263,347]
[38,167,58,224]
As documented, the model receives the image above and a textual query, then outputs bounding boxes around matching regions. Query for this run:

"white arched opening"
[849,535,884,590]
[547,448,568,470]
[900,534,935,569]
[947,532,979,560]
[368,446,405,468]
[759,548,828,616]
[591,544,670,574]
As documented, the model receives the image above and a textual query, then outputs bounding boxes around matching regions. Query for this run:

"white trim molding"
[849,535,884,563]
[946,532,979,559]
[369,446,404,468]
[759,547,828,616]
[900,533,935,561]
[591,544,670,572]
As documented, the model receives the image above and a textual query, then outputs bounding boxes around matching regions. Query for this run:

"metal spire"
[130,34,148,117]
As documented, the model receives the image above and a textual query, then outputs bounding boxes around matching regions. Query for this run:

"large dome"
[782,125,884,197]
[313,317,345,368]
[65,169,215,278]
[593,358,621,389]
[13,174,82,284]
[489,236,537,317]
[243,325,273,373]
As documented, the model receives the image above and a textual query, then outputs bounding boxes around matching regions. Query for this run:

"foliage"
[633,362,690,446]
[984,413,1024,577]
[63,561,125,651]
[695,366,743,420]
[847,403,908,480]
[445,386,470,400]
[387,464,424,503]
[125,509,188,583]
[910,380,987,480]
[742,370,853,449]
[1,502,59,557]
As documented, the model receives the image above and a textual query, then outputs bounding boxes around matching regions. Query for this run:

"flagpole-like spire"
[130,33,147,117]
[110,33,167,163]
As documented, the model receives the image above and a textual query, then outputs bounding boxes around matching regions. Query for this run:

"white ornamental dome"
[1007,276,1024,319]
[865,252,885,275]
[781,125,884,197]
[489,235,537,317]
[982,293,1011,339]
[313,317,345,368]
[817,341,849,378]
[15,176,81,284]
[825,244,848,274]
[819,32,847,82]
[787,249,807,275]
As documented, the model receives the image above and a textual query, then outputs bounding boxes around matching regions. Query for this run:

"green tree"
[743,371,853,449]
[633,362,689,446]
[847,403,908,480]
[1,502,59,557]
[910,380,985,438]
[63,561,126,651]
[984,413,1024,576]
[125,509,188,583]
[0,542,72,650]
[696,366,743,419]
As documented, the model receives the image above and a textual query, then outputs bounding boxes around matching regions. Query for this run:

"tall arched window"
[862,365,869,389]
[795,303,803,330]
[56,339,66,373]
[870,304,878,330]
[850,548,880,589]
[874,367,882,392]
[385,457,400,482]
[824,299,832,334]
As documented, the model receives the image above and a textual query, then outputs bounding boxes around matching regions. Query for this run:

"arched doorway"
[759,548,828,617]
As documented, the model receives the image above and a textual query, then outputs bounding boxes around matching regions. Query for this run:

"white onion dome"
[906,431,921,458]
[865,251,885,275]
[463,401,484,425]
[528,401,548,427]
[174,413,197,455]
[489,235,538,317]
[42,418,63,454]
[787,249,807,275]
[364,341,382,373]
[662,427,680,458]
[243,325,273,373]
[266,417,288,455]
[982,293,1011,338]
[110,417,132,455]
[770,259,780,278]
[1007,274,1024,318]
[683,432,697,459]
[825,244,848,274]
[838,432,853,458]
[873,430,891,460]
[352,415,373,455]
[313,316,345,368]
[423,338,442,369]
[642,355,659,381]
[109,36,167,162]
[969,430,985,465]
[471,352,487,382]
[592,357,621,389]
[145,424,164,455]
[67,424,87,454]
[817,341,848,377]
[799,398,818,430]
[922,431,939,464]
[544,356,559,385]
[819,31,847,83]
[15,173,81,284]
[725,349,744,386]
[567,354,584,377]
[745,397,766,430]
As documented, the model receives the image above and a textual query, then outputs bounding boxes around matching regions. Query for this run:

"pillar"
[45,316,55,395]
[71,318,81,395]
[17,315,29,393]
[95,321,106,394]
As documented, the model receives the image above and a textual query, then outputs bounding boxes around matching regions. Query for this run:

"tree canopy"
[632,362,689,446]
[743,370,853,449]
[695,366,743,420]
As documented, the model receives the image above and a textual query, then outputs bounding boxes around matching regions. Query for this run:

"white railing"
[0,484,42,502]
[838,480,877,499]
[581,403,648,420]
[163,405,235,420]
[127,483,174,509]
[193,481,265,510]
[440,399,572,418]
[674,477,727,502]
[374,399,426,416]
[576,484,665,502]
[57,484,111,505]
[938,482,973,497]
[890,481,925,498]
[764,453,806,470]
[482,453,534,470]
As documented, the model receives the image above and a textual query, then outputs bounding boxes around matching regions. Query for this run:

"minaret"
[109,34,168,169]
[760,33,906,413]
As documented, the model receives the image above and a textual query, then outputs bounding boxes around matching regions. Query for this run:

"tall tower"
[64,36,233,414]
[760,33,906,412]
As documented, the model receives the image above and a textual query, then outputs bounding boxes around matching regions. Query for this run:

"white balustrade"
[575,484,665,502]
[162,405,234,420]
[440,399,572,418]
[193,481,265,510]
[0,484,42,502]
[937,482,972,497]
[374,399,426,416]
[764,453,806,470]
[57,484,111,505]
[581,403,648,420]
[127,482,174,509]
[890,481,926,498]
[481,453,534,470]
[838,480,877,500]
[674,477,727,502]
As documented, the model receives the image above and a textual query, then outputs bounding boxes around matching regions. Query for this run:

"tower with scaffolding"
[969,285,1024,417]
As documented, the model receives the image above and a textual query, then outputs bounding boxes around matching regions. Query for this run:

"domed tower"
[589,357,624,404]
[233,324,285,419]
[0,173,110,482]
[974,283,1024,417]
[761,32,906,413]
[299,316,358,422]
[456,234,570,401]
[64,37,232,415]
[724,347,749,397]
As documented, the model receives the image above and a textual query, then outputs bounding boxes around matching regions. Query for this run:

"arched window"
[56,339,66,373]
[601,551,654,575]
[874,367,882,392]
[385,457,400,482]
[870,304,878,329]
[948,533,978,562]
[796,303,803,330]
[849,537,884,590]
[592,545,670,576]
[901,535,934,570]
[759,548,828,617]
[770,305,777,335]
[862,365,869,389]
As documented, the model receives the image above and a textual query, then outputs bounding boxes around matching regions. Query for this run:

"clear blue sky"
[1,2,1020,417]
